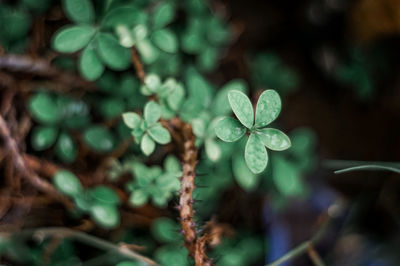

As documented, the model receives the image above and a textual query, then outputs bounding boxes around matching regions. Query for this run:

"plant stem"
[323,159,400,174]
[307,243,326,266]
[3,227,158,265]
[0,114,72,209]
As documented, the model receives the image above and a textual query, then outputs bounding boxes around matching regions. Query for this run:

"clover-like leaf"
[144,101,161,125]
[52,25,95,53]
[96,33,131,70]
[254,90,281,128]
[141,133,156,155]
[256,128,291,151]
[215,117,246,142]
[245,134,268,174]
[62,0,94,24]
[122,112,141,129]
[79,42,104,81]
[228,90,254,129]
[53,170,83,197]
[129,190,148,206]
[148,123,171,144]
[90,204,120,229]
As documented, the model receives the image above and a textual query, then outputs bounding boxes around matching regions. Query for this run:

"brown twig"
[0,114,72,209]
[131,47,146,83]
[0,54,95,90]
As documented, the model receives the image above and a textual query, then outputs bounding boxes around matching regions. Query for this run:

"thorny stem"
[131,50,214,264]
[1,227,158,266]
[0,114,72,209]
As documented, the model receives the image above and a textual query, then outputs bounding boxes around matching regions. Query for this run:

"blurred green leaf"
[141,133,156,155]
[89,186,121,205]
[152,2,175,29]
[152,29,178,53]
[62,0,94,24]
[53,170,83,197]
[31,126,58,151]
[147,124,171,144]
[83,126,115,153]
[96,33,131,70]
[90,204,120,229]
[55,132,77,163]
[79,42,104,81]
[28,92,62,125]
[52,25,95,53]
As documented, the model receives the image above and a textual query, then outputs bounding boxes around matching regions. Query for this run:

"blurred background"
[0,0,400,265]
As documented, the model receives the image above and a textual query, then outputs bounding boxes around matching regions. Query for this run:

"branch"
[2,227,158,266]
[0,114,72,209]
[0,54,95,90]
[131,51,214,264]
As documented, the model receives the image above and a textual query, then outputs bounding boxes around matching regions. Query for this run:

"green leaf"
[98,98,125,118]
[215,117,246,142]
[89,186,120,205]
[102,6,147,28]
[129,190,148,206]
[228,90,254,128]
[79,42,104,81]
[256,128,291,151]
[245,134,268,174]
[232,153,258,191]
[152,2,175,29]
[272,156,304,196]
[28,92,62,125]
[205,138,221,162]
[164,156,181,173]
[151,218,179,243]
[144,74,161,93]
[212,79,247,116]
[90,204,120,229]
[148,124,171,144]
[55,132,77,163]
[122,112,141,129]
[116,261,141,266]
[141,133,156,155]
[152,29,178,53]
[254,90,281,128]
[144,101,161,124]
[96,33,131,70]
[31,126,58,151]
[62,0,94,24]
[53,170,83,197]
[167,83,185,111]
[52,25,95,53]
[137,39,159,64]
[83,126,115,153]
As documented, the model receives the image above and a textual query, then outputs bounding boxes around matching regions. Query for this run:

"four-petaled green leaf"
[215,89,290,174]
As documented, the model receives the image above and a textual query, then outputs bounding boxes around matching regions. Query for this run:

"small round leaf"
[152,2,175,29]
[89,186,120,205]
[55,132,77,163]
[62,0,94,24]
[96,33,131,70]
[228,90,254,129]
[53,170,83,197]
[129,190,148,206]
[215,117,246,142]
[122,112,141,129]
[141,133,156,155]
[152,29,178,53]
[79,42,104,81]
[83,126,115,153]
[147,124,171,144]
[28,92,62,125]
[144,101,161,124]
[255,90,281,128]
[256,128,291,151]
[52,25,95,53]
[31,126,58,151]
[90,204,120,229]
[245,134,268,174]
